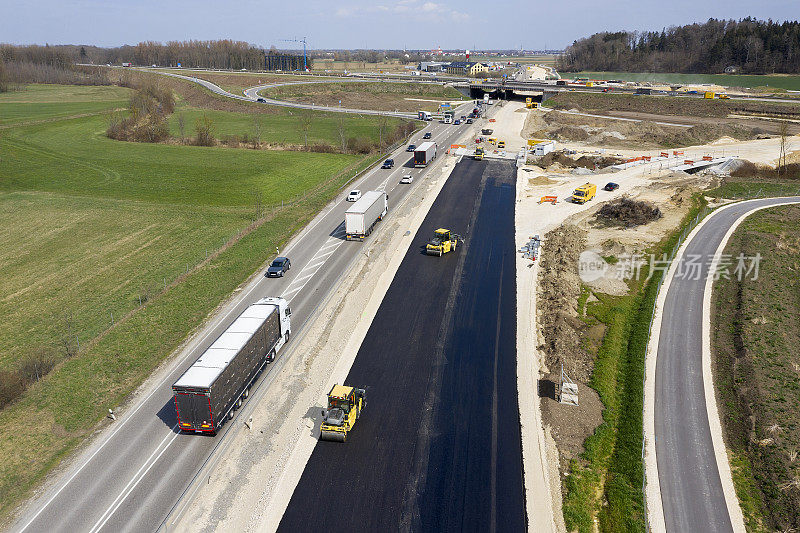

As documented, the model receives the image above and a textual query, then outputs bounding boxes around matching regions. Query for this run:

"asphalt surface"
[12,103,478,533]
[655,197,800,532]
[278,158,526,532]
[153,70,419,119]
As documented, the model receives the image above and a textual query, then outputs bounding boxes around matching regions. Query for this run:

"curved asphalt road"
[655,197,800,532]
[151,70,421,119]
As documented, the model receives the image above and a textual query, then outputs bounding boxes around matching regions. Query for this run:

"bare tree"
[177,112,186,143]
[251,116,261,149]
[337,115,347,153]
[778,122,788,179]
[300,114,313,149]
[378,116,387,148]
[251,188,263,220]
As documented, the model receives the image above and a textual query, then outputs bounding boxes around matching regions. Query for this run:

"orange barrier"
[451,144,466,150]
[538,195,558,205]
[660,152,669,158]
[684,159,694,165]
[673,150,684,156]
[702,155,713,161]
[488,118,496,122]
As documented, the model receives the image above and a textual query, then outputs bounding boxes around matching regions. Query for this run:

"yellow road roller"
[319,384,366,442]
[426,228,459,256]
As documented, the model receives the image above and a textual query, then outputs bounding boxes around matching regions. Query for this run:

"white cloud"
[332,0,468,20]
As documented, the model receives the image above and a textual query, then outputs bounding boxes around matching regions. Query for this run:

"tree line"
[557,18,800,74]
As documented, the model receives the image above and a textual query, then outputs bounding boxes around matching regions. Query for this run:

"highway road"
[655,197,800,532]
[278,158,525,531]
[11,103,480,533]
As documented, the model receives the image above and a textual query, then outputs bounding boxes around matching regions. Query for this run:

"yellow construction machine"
[426,228,460,256]
[319,384,366,442]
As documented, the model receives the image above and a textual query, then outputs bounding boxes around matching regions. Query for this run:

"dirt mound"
[538,225,593,381]
[597,197,662,227]
[550,125,589,141]
[534,150,623,170]
[731,160,800,180]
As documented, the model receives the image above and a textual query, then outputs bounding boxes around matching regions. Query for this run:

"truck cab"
[571,183,597,204]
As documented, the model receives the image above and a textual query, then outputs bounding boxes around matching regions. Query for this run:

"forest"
[557,18,800,74]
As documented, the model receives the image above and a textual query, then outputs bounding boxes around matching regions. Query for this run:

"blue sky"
[1,0,799,50]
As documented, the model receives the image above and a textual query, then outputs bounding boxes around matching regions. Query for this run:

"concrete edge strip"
[515,178,558,530]
[256,141,462,533]
[701,198,800,533]
[645,197,800,533]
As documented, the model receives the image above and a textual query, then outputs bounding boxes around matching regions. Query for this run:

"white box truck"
[414,142,437,168]
[345,191,388,241]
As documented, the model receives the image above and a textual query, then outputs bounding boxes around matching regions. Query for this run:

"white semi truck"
[344,191,388,241]
[172,297,291,434]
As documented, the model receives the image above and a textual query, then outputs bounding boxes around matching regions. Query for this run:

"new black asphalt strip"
[279,158,526,532]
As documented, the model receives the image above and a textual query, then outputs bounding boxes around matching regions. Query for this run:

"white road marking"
[88,425,179,533]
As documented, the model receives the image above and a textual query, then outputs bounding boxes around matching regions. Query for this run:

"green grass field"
[0,84,132,125]
[0,84,373,521]
[168,104,407,146]
[571,71,800,91]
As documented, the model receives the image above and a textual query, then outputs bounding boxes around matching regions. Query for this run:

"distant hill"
[558,18,800,74]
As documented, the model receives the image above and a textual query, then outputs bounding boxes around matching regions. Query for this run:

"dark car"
[453,119,461,125]
[381,159,394,169]
[266,257,291,277]
[603,182,619,191]
[423,132,432,139]
[406,144,416,152]
[466,118,473,124]
[256,97,266,103]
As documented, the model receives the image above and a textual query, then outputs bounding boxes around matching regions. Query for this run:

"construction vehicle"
[474,147,484,160]
[525,97,533,108]
[319,384,366,442]
[426,228,459,256]
[488,137,497,145]
[718,93,730,99]
[497,140,506,149]
[704,91,715,99]
[571,183,597,204]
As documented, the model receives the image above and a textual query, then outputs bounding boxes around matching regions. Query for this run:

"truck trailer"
[172,297,291,434]
[344,190,388,241]
[414,141,437,168]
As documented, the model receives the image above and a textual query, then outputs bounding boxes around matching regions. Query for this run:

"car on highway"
[256,97,266,103]
[423,132,432,139]
[381,159,394,169]
[453,119,461,125]
[406,144,416,152]
[265,257,291,277]
[400,174,413,184]
[347,190,362,202]
[466,118,473,124]
[603,182,619,191]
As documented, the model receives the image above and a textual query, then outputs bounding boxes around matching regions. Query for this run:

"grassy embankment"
[569,71,800,92]
[263,81,470,112]
[712,204,800,532]
[561,196,710,533]
[0,83,386,522]
[546,91,800,119]
[155,68,329,95]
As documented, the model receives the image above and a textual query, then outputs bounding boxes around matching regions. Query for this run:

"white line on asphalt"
[303,260,327,272]
[88,424,179,533]
[289,272,316,286]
